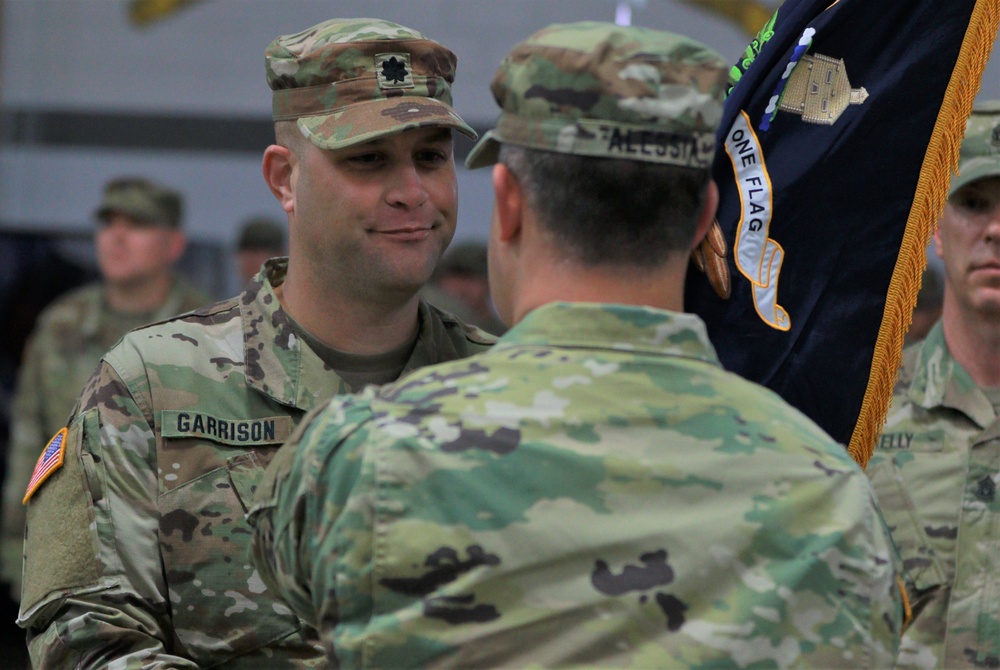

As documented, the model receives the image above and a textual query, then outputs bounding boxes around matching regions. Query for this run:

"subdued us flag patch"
[23,427,68,504]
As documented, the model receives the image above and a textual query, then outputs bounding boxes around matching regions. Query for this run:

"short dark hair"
[274,121,307,155]
[498,145,710,267]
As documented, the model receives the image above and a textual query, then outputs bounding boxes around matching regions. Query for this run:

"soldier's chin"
[974,293,1000,316]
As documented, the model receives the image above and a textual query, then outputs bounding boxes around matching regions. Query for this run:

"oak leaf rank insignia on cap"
[265,18,476,151]
[23,428,68,504]
[377,53,413,88]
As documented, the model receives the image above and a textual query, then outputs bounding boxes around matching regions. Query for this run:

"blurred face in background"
[438,273,491,311]
[237,248,281,284]
[96,213,185,289]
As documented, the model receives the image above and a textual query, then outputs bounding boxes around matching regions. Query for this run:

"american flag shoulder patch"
[23,427,68,504]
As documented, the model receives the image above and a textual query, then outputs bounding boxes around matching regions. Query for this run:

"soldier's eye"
[416,149,448,165]
[348,153,383,164]
[958,193,990,213]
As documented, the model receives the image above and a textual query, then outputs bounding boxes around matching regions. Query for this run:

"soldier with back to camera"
[251,21,904,668]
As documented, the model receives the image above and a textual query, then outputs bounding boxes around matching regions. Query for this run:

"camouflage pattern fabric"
[16,258,493,668]
[949,101,1000,195]
[95,177,184,227]
[464,21,728,169]
[267,18,476,150]
[0,278,209,597]
[868,321,1000,669]
[251,302,903,668]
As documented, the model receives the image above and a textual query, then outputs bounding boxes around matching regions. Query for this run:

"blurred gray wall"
[1,0,998,263]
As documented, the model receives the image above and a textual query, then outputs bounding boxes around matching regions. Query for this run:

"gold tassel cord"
[679,0,777,37]
[848,0,1000,468]
[128,0,202,28]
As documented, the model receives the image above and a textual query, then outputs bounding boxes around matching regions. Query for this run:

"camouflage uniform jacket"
[867,322,1000,669]
[250,302,903,669]
[1,278,209,593]
[17,258,493,669]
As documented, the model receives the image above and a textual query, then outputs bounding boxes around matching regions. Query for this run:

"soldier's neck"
[104,274,174,314]
[941,300,1000,388]
[509,252,687,327]
[275,271,420,357]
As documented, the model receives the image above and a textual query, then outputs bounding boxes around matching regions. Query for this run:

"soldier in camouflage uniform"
[423,241,507,335]
[235,216,286,285]
[867,101,1000,669]
[250,22,904,668]
[0,177,209,601]
[16,18,492,668]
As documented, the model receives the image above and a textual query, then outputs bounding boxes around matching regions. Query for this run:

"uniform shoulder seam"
[124,295,240,334]
[425,302,498,345]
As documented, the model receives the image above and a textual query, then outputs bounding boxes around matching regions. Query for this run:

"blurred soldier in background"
[0,177,208,601]
[423,240,507,335]
[15,18,492,668]
[868,101,1000,669]
[905,264,945,345]
[235,216,285,285]
[250,21,902,668]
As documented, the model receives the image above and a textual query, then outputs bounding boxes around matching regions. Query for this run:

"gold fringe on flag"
[128,0,202,28]
[679,0,777,37]
[849,0,1000,468]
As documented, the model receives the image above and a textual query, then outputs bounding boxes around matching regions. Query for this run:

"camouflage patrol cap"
[465,21,728,169]
[266,18,477,151]
[434,241,488,278]
[237,217,285,251]
[951,100,1000,195]
[94,177,183,228]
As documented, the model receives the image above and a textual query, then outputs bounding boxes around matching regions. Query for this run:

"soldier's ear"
[691,180,719,250]
[492,163,523,243]
[262,145,296,214]
[166,230,187,264]
[932,224,945,260]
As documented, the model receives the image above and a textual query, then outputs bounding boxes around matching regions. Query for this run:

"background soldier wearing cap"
[423,240,507,335]
[0,177,208,602]
[16,18,491,667]
[250,22,902,667]
[867,101,1000,669]
[234,216,286,285]
[906,265,945,345]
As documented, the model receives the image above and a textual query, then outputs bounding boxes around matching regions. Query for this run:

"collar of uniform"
[240,257,345,410]
[239,261,477,408]
[494,302,720,364]
[155,278,195,321]
[78,283,106,338]
[399,300,477,375]
[908,321,995,428]
[81,279,192,339]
